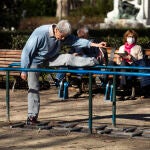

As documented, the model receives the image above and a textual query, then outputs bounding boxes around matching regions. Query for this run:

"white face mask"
[127,37,135,44]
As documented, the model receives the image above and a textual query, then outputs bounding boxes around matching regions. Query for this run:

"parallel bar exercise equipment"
[0,65,149,133]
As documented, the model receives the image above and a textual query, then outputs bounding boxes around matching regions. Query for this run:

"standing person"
[116,29,145,100]
[21,20,106,125]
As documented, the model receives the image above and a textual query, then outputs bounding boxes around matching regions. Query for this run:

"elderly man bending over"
[21,20,106,125]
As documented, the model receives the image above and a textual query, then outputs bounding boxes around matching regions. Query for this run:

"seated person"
[116,29,147,99]
[55,26,107,86]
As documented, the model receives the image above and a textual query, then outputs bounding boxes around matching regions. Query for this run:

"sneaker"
[26,116,39,125]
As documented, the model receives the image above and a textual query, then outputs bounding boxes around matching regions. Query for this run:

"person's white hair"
[56,20,72,36]
[77,26,89,35]
[77,26,89,38]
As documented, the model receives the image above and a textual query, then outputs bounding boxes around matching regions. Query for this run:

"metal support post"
[88,73,93,133]
[112,69,116,127]
[6,71,10,121]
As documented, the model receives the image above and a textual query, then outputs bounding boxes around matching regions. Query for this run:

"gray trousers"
[27,65,40,118]
[27,54,98,118]
[49,54,98,67]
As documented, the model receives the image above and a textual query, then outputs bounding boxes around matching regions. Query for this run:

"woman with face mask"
[117,29,143,65]
[116,29,146,100]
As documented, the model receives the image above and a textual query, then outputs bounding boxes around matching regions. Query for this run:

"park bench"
[1,48,150,123]
[0,49,23,90]
[57,47,150,99]
[0,48,149,93]
[68,47,150,86]
[0,49,51,90]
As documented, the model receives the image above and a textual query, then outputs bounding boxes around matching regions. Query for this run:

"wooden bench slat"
[0,65,20,67]
[0,58,20,61]
[0,54,21,57]
[0,61,20,65]
[0,49,21,80]
[0,72,20,76]
[0,65,11,67]
[0,50,21,53]
[144,50,150,55]
[0,58,20,60]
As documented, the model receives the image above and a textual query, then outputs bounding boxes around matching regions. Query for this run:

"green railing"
[0,65,150,133]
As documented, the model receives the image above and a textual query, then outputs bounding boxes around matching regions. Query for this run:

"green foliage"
[11,34,29,49]
[90,28,150,48]
[0,31,12,49]
[0,31,30,49]
[0,0,23,29]
[0,0,112,30]
[0,29,150,49]
[0,0,56,30]
[19,17,58,31]
[102,36,123,48]
[22,0,56,17]
[69,0,113,17]
[137,37,150,49]
[90,28,150,38]
[101,36,150,48]
[96,0,113,16]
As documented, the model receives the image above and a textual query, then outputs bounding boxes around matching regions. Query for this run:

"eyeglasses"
[56,29,67,40]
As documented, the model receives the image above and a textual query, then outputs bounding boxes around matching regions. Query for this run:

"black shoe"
[124,96,136,100]
[117,96,125,101]
[117,86,124,91]
[26,116,39,125]
[128,96,136,100]
[54,79,60,87]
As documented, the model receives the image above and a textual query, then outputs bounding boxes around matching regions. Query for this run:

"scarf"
[124,42,135,63]
[124,42,135,54]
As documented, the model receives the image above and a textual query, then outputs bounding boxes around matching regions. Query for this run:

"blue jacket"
[21,24,91,68]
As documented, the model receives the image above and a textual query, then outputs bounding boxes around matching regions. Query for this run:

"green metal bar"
[112,69,116,127]
[6,71,10,121]
[88,73,93,134]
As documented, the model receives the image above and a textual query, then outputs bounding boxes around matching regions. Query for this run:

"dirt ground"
[0,86,150,150]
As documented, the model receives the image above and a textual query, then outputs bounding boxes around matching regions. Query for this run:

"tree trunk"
[56,0,69,20]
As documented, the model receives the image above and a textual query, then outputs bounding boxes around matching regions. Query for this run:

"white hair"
[77,26,89,35]
[56,20,72,35]
[77,26,89,38]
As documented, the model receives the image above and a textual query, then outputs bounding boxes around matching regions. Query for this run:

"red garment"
[124,42,135,63]
[124,42,135,54]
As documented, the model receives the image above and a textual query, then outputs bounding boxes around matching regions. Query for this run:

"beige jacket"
[117,45,143,64]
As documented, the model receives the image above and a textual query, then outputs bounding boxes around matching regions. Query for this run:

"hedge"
[0,28,150,49]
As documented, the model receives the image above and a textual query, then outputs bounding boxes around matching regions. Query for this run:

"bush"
[0,31,12,49]
[0,29,150,49]
[101,36,150,48]
[0,31,30,49]
[19,17,59,30]
[11,34,29,49]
